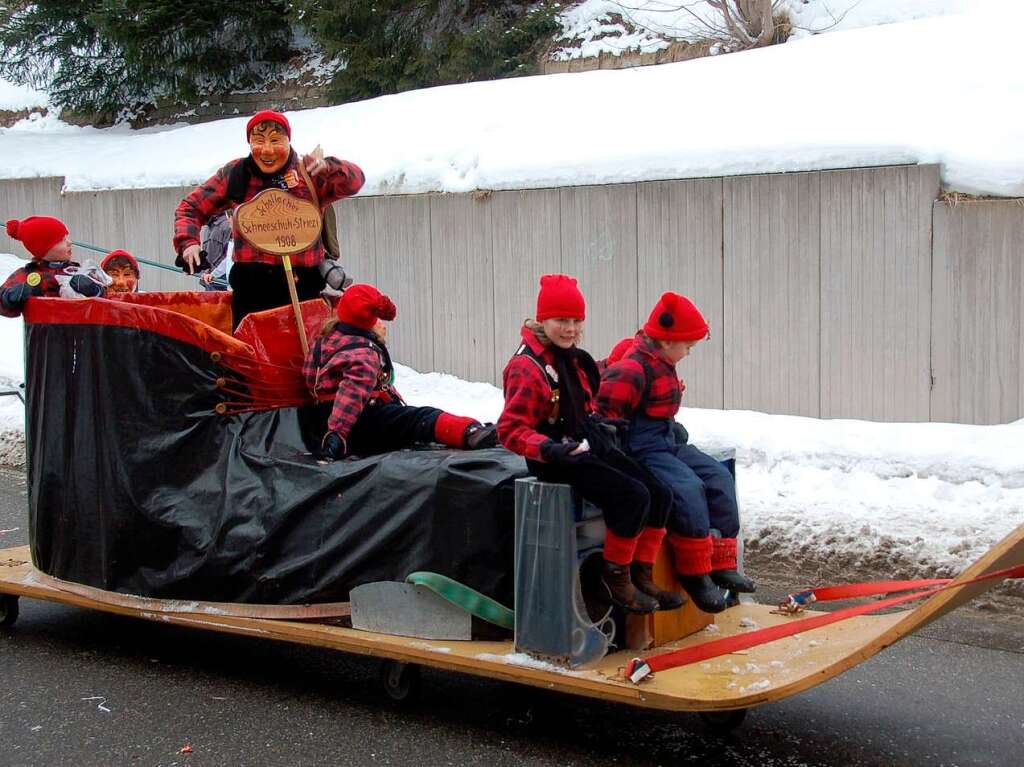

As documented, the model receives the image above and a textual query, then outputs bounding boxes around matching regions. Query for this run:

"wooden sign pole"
[281,256,309,355]
[233,186,324,357]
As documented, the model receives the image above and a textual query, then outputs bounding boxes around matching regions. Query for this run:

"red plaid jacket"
[174,153,364,267]
[498,327,597,461]
[302,329,401,441]
[0,260,80,318]
[597,333,683,420]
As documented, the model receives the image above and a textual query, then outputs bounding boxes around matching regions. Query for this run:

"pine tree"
[295,1,560,103]
[0,1,294,121]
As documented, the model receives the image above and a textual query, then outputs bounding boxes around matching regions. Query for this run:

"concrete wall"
[3,164,1023,425]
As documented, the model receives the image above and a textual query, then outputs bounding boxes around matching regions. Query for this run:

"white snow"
[1,2,1023,195]
[0,77,48,112]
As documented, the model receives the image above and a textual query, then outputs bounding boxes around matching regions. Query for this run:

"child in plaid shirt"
[498,275,684,614]
[597,292,755,614]
[303,284,496,460]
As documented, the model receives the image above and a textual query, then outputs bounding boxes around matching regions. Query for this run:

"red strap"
[809,578,950,601]
[627,564,1024,682]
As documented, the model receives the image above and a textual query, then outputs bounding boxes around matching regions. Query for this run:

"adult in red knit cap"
[598,292,753,614]
[2,215,104,318]
[302,284,497,461]
[173,108,364,329]
[497,275,683,615]
[101,249,141,294]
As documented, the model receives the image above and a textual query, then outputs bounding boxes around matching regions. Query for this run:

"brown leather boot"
[631,562,686,611]
[601,561,658,614]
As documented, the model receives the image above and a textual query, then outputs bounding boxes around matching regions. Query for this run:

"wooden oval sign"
[234,188,323,256]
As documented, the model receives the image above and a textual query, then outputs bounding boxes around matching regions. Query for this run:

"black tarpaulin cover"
[24,296,525,605]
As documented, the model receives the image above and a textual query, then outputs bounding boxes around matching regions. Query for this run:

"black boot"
[601,561,658,614]
[710,569,756,593]
[464,422,498,449]
[631,563,686,611]
[677,574,727,614]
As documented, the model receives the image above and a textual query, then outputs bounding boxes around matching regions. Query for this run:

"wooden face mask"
[249,122,291,174]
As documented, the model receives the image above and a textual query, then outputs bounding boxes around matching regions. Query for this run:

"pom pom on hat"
[336,283,397,330]
[246,109,291,139]
[643,292,708,342]
[101,249,140,275]
[5,215,69,260]
[536,274,586,321]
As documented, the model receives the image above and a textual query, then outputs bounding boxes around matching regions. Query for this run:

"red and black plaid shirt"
[498,326,596,461]
[174,153,364,268]
[0,260,80,318]
[597,333,683,420]
[302,329,401,441]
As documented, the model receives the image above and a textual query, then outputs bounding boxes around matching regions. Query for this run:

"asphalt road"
[1,467,1022,767]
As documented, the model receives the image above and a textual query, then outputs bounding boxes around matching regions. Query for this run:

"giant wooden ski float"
[2,520,1021,727]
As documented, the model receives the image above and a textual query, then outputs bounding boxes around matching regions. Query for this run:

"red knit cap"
[643,292,709,342]
[536,274,585,321]
[101,249,140,276]
[336,284,397,330]
[246,109,291,139]
[5,216,69,260]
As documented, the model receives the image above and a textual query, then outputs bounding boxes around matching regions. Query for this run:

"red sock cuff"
[668,534,713,576]
[603,530,639,566]
[633,527,667,565]
[434,413,477,448]
[711,537,738,571]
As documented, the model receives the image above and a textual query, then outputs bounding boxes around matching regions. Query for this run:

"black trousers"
[229,262,326,329]
[527,448,672,539]
[347,402,443,456]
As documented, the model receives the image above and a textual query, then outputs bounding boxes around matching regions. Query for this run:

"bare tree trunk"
[707,0,779,49]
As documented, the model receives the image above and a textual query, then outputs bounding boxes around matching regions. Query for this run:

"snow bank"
[0,77,48,112]
[2,2,1023,196]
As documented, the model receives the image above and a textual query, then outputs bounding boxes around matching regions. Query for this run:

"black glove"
[69,274,104,298]
[590,414,630,434]
[318,432,346,462]
[1,283,32,311]
[672,421,689,445]
[541,439,587,464]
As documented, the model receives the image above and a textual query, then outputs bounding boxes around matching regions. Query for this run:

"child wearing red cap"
[302,283,497,460]
[101,249,140,294]
[173,108,365,328]
[498,275,684,614]
[2,216,105,317]
[597,293,754,613]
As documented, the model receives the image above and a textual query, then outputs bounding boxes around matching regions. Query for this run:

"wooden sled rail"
[2,521,1022,714]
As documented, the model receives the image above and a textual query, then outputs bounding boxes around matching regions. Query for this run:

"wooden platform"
[3,522,1022,713]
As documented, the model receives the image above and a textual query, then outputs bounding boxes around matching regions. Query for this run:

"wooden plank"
[559,184,638,361]
[429,193,495,382]
[723,173,820,416]
[372,195,433,372]
[931,200,1024,424]
[819,165,936,420]
[637,179,724,409]
[6,523,1022,713]
[490,188,561,383]
[332,197,377,286]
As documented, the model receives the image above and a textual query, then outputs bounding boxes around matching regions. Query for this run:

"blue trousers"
[625,416,739,539]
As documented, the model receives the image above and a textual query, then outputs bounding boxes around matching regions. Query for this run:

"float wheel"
[379,660,422,703]
[698,707,748,733]
[0,594,19,628]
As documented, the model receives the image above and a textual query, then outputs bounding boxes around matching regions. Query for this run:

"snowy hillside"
[1,1,1023,196]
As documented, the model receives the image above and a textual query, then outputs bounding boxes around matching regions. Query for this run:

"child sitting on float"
[497,274,684,614]
[100,250,141,294]
[303,283,497,460]
[597,292,755,614]
[2,216,105,318]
